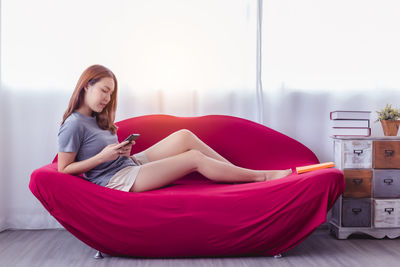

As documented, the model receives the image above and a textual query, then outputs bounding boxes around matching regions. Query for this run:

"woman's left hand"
[119,141,135,157]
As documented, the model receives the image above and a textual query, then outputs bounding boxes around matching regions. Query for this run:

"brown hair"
[61,65,118,134]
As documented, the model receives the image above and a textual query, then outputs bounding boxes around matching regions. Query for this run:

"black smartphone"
[123,133,140,144]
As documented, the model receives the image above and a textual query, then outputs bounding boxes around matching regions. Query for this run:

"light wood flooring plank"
[1,228,400,267]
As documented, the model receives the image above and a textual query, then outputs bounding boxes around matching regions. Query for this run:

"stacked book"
[330,110,371,137]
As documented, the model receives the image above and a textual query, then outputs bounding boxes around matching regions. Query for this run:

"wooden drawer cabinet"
[329,137,400,239]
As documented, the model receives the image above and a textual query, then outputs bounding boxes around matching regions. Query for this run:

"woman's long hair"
[61,65,118,134]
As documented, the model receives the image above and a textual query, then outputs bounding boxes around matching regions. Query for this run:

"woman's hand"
[98,141,135,162]
[120,141,135,157]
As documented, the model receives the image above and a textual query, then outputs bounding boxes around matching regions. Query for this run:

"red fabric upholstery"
[30,114,344,257]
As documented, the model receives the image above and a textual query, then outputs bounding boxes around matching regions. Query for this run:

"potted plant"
[376,104,400,136]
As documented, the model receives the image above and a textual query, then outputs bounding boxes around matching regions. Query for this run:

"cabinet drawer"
[373,199,400,228]
[342,198,371,227]
[335,140,372,169]
[343,170,372,198]
[373,141,400,169]
[373,170,400,198]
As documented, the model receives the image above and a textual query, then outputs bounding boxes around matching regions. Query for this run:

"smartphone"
[123,133,140,144]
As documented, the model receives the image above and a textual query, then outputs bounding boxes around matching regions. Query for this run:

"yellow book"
[296,162,335,174]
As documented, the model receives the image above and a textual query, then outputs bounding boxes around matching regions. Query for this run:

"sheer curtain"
[0,0,258,230]
[261,0,400,163]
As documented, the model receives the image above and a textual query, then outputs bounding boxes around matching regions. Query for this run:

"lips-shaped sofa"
[29,114,344,258]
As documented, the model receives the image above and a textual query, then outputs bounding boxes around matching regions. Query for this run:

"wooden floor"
[1,228,400,267]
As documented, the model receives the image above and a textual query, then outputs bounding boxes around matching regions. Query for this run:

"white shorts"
[105,150,149,192]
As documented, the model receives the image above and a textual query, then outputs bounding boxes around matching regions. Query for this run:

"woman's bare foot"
[262,169,292,181]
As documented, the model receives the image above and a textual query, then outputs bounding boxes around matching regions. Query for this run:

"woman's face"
[84,77,115,113]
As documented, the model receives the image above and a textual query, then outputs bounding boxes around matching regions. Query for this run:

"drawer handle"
[384,178,394,185]
[352,178,363,185]
[385,208,394,215]
[353,149,363,156]
[384,149,394,157]
[352,208,362,214]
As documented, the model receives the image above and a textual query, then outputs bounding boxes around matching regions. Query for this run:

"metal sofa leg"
[274,254,283,258]
[94,251,104,259]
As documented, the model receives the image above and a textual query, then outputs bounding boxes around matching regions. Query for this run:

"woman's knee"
[177,129,197,143]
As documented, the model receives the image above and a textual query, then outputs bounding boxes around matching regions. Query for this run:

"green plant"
[376,104,400,122]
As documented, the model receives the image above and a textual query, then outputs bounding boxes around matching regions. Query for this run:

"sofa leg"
[273,254,283,258]
[94,251,104,259]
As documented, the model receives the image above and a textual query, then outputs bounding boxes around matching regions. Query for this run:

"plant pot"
[381,120,400,136]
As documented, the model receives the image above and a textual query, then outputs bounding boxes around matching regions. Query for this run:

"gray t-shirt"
[58,111,137,186]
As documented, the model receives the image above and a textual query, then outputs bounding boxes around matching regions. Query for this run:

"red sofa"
[29,114,344,257]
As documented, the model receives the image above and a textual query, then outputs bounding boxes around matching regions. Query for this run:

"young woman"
[58,65,292,193]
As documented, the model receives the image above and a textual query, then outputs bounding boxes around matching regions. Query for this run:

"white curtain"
[261,0,400,162]
[0,0,258,230]
[1,0,400,231]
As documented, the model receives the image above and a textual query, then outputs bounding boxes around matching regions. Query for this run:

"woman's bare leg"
[140,129,232,164]
[130,149,292,193]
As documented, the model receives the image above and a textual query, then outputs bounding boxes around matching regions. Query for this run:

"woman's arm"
[58,151,103,175]
[58,141,131,175]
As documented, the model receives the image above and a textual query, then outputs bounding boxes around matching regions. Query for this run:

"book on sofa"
[296,162,335,174]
